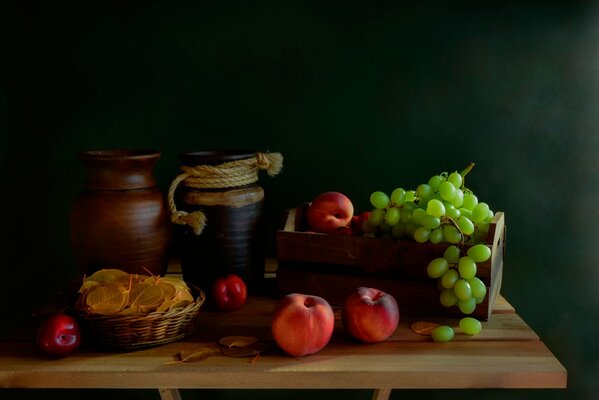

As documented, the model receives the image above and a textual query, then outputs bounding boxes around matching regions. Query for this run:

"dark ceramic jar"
[173,150,267,294]
[70,149,171,276]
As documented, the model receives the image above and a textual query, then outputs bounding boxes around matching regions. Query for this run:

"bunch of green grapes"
[427,244,490,314]
[364,163,495,245]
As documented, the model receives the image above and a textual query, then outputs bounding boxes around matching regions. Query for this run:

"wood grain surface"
[0,295,566,390]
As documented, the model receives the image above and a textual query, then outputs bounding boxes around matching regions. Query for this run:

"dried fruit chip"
[221,346,261,358]
[218,336,258,348]
[78,280,99,294]
[157,281,177,301]
[86,269,129,283]
[411,321,441,336]
[82,283,128,315]
[76,268,196,316]
[129,283,164,309]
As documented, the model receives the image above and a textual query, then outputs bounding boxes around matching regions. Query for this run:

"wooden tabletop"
[0,294,566,393]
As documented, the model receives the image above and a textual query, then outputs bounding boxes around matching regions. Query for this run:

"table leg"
[372,388,392,400]
[158,388,182,400]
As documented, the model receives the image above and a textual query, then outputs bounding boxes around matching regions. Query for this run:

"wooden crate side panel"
[276,264,491,319]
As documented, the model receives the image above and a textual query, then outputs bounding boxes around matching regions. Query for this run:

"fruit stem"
[460,162,475,178]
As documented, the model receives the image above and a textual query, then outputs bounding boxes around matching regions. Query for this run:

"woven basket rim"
[77,288,206,350]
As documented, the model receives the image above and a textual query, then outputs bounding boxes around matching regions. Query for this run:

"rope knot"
[256,152,283,177]
[168,151,283,235]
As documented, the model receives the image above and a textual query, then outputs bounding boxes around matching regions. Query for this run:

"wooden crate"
[276,204,506,320]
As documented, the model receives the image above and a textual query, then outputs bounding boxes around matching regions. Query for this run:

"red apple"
[36,314,81,358]
[306,191,354,234]
[271,293,335,357]
[342,287,399,343]
[211,274,247,311]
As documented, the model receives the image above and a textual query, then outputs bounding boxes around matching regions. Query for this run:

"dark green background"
[1,1,597,399]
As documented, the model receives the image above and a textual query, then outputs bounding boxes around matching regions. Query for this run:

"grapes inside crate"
[276,205,505,319]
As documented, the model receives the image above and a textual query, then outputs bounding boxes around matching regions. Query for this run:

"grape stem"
[459,162,475,191]
[440,216,469,246]
[460,162,475,177]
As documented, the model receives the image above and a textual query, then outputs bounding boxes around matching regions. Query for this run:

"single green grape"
[402,201,417,212]
[384,207,401,226]
[441,268,459,289]
[467,244,491,262]
[370,191,390,209]
[412,208,428,225]
[430,228,443,243]
[458,297,477,314]
[417,184,433,201]
[459,317,482,334]
[414,226,431,243]
[399,208,411,224]
[440,289,459,307]
[422,215,441,230]
[458,208,471,219]
[443,245,461,264]
[474,222,490,241]
[448,171,463,188]
[426,199,446,218]
[485,209,495,222]
[390,188,406,205]
[432,326,455,342]
[454,279,472,300]
[442,225,462,244]
[449,188,464,208]
[368,208,385,226]
[404,191,416,202]
[475,296,485,304]
[456,216,475,235]
[462,193,478,211]
[427,257,449,279]
[458,256,477,279]
[439,181,456,201]
[428,175,443,190]
[404,223,417,237]
[467,277,487,298]
[445,204,461,219]
[471,202,490,223]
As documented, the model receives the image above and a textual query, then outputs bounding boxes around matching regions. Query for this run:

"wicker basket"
[78,289,205,350]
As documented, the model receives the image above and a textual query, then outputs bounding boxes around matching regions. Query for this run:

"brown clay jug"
[70,149,171,276]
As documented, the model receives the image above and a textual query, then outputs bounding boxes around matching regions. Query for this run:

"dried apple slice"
[160,276,192,293]
[83,283,128,315]
[128,283,165,312]
[167,299,193,311]
[78,279,99,294]
[411,321,441,336]
[86,269,129,283]
[157,281,177,301]
[218,336,258,348]
[221,342,267,357]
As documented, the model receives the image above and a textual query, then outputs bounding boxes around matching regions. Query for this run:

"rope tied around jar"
[168,152,283,235]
